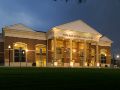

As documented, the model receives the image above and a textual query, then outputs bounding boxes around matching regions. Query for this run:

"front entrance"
[35,44,46,67]
[86,42,96,67]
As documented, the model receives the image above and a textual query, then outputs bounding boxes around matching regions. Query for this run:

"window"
[56,47,62,54]
[101,54,106,63]
[14,49,26,62]
[100,49,107,64]
[13,42,27,62]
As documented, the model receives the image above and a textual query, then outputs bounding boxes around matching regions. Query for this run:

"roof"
[34,30,46,33]
[54,20,102,35]
[100,36,113,43]
[3,24,35,32]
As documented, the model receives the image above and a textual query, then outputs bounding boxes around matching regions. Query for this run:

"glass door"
[35,44,46,67]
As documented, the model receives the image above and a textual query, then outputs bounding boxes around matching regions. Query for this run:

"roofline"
[100,36,113,43]
[54,20,102,36]
[34,30,46,33]
[3,23,34,31]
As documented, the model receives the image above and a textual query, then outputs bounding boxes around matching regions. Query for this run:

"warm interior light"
[70,61,74,67]
[54,62,58,66]
[97,63,100,67]
[36,61,39,67]
[8,45,11,49]
[73,49,76,53]
[104,54,107,57]
[14,44,17,46]
[80,44,84,49]
[84,62,87,66]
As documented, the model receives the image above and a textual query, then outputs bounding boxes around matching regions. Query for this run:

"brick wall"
[4,36,47,63]
[99,46,111,64]
[0,42,4,64]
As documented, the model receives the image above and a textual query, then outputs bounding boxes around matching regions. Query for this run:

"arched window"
[13,42,27,62]
[100,49,107,64]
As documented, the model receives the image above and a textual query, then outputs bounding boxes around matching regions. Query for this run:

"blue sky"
[0,0,120,53]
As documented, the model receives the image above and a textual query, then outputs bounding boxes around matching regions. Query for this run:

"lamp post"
[40,48,42,67]
[116,54,120,67]
[8,45,11,67]
[19,47,22,67]
[26,49,28,67]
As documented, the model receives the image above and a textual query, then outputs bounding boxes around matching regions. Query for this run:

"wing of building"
[0,20,113,67]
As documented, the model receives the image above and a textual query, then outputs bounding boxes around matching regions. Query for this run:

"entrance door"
[35,44,46,67]
[90,48,95,66]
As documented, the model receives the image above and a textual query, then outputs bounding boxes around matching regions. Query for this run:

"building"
[0,20,113,67]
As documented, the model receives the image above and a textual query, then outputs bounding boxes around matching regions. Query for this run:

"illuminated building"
[0,20,113,67]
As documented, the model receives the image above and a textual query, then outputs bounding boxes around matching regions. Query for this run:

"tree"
[54,0,86,4]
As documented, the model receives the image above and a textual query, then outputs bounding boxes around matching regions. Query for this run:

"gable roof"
[4,24,35,32]
[100,36,113,43]
[54,20,102,35]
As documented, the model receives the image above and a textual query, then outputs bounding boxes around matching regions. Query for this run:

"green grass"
[0,67,120,90]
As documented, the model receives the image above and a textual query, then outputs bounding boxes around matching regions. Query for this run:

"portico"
[47,20,108,67]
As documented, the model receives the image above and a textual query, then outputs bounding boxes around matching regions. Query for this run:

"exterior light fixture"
[116,54,120,59]
[8,45,11,67]
[8,45,11,49]
[22,51,25,54]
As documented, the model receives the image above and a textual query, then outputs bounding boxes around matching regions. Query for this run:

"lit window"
[101,54,106,63]
[14,49,26,62]
[13,42,27,62]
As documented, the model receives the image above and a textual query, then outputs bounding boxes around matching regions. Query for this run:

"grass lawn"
[0,67,120,90]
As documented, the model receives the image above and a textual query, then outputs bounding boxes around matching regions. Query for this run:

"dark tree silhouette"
[54,0,86,3]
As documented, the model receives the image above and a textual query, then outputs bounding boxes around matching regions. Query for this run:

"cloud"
[15,12,33,25]
[0,7,35,32]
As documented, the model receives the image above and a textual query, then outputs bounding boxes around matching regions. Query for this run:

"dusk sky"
[0,0,120,53]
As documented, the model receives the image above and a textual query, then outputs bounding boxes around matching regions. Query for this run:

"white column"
[96,42,99,66]
[69,39,74,67]
[54,37,57,63]
[70,39,72,62]
[84,40,87,66]
[46,39,48,67]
